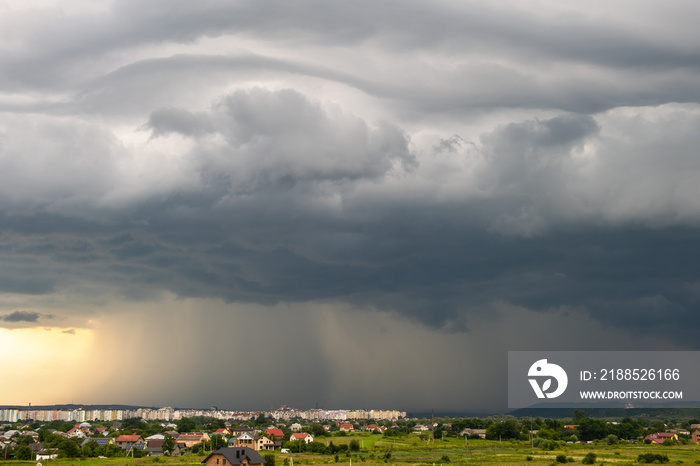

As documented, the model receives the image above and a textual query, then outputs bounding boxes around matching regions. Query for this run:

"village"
[2,406,700,466]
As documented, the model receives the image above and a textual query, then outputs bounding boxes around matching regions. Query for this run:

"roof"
[37,449,58,455]
[179,432,208,439]
[291,433,311,440]
[202,447,266,465]
[82,438,113,447]
[116,434,142,442]
[266,429,284,438]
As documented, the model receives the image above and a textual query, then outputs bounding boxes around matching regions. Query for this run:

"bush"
[526,456,534,461]
[638,453,669,464]
[539,440,560,451]
[440,454,450,463]
[556,454,568,463]
[583,453,597,464]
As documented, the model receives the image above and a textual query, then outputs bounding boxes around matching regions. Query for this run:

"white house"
[289,433,313,444]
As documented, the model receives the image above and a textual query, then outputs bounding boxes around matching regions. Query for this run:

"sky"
[1,0,700,413]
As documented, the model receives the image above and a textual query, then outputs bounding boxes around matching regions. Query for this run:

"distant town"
[1,404,700,463]
[0,405,406,423]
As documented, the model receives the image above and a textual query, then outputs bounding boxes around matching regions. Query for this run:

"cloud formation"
[1,0,699,410]
[0,311,52,323]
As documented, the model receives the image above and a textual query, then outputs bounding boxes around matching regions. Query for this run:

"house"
[254,436,275,451]
[201,447,266,466]
[230,427,257,437]
[413,424,429,432]
[36,449,59,460]
[644,433,679,444]
[96,427,109,436]
[289,423,302,432]
[289,433,313,444]
[145,439,181,456]
[177,432,211,448]
[215,429,232,436]
[693,429,700,443]
[29,443,43,455]
[66,427,85,438]
[339,423,354,432]
[115,434,145,450]
[364,424,381,432]
[231,432,255,449]
[20,431,39,442]
[265,429,284,439]
[461,428,486,439]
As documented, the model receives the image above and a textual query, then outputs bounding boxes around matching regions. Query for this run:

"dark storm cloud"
[1,310,54,323]
[3,96,700,345]
[3,0,700,409]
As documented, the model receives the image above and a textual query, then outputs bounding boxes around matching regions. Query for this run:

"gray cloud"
[2,0,700,410]
[1,310,54,323]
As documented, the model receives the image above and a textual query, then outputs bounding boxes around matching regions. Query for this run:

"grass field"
[3,435,700,466]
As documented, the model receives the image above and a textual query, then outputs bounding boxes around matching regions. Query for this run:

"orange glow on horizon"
[0,327,95,405]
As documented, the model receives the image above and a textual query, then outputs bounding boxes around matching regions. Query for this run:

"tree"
[309,423,328,438]
[264,454,276,466]
[576,418,607,442]
[252,414,268,427]
[104,443,123,457]
[211,434,227,449]
[162,434,176,456]
[83,440,100,457]
[16,446,33,460]
[486,419,524,440]
[208,419,226,431]
[177,417,196,433]
[349,439,360,452]
[58,439,80,458]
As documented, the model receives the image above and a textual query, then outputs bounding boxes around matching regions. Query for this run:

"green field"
[4,435,700,466]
